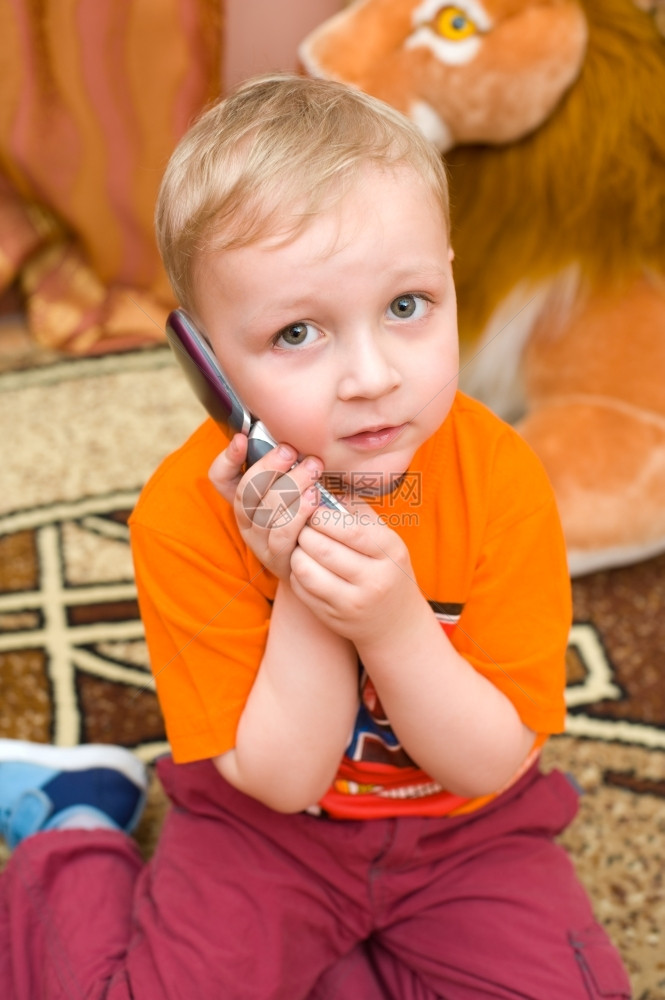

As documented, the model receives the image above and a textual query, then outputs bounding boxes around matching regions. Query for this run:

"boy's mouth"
[340,424,407,450]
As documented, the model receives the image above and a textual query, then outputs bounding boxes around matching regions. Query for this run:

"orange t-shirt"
[130,392,571,819]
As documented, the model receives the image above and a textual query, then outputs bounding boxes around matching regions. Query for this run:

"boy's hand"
[209,434,322,580]
[289,498,423,647]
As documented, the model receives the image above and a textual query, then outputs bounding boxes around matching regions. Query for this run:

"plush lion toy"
[301,0,665,577]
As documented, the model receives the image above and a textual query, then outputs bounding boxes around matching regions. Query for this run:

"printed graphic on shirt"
[346,674,415,768]
[336,601,464,799]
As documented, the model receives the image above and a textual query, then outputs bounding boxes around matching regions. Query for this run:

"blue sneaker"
[0,740,148,849]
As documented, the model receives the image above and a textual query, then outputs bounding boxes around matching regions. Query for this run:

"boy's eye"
[388,294,426,320]
[275,322,319,349]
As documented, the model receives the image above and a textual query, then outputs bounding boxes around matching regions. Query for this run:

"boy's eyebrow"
[241,297,318,333]
[242,260,451,334]
[384,260,450,281]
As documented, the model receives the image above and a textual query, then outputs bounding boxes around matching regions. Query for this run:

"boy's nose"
[337,337,401,400]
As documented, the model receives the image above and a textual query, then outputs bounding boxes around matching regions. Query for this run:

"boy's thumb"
[208,434,247,495]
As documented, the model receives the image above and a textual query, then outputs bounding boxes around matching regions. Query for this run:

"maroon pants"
[0,757,631,999]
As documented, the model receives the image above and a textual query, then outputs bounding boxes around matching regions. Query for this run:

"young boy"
[0,75,631,999]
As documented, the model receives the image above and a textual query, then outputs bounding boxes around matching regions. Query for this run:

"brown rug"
[0,317,663,998]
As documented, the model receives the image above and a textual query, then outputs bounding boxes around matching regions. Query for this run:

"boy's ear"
[448,246,455,263]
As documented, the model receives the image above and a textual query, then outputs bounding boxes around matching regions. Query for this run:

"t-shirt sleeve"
[130,482,276,763]
[450,425,571,735]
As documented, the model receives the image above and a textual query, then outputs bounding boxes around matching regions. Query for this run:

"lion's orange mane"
[447,0,665,343]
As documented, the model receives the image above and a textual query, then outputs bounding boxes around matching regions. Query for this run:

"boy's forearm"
[214,580,358,813]
[356,598,536,798]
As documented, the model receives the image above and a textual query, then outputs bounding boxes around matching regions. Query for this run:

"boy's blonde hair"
[155,74,450,312]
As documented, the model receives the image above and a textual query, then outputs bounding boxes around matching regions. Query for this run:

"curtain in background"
[0,0,222,353]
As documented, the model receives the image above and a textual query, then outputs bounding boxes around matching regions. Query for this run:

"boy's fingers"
[310,495,377,533]
[295,524,360,581]
[236,450,323,530]
[209,434,248,495]
[309,497,396,557]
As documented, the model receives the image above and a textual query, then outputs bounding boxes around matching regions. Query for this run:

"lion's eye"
[434,6,477,40]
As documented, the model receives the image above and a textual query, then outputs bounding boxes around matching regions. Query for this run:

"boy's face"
[195,166,458,490]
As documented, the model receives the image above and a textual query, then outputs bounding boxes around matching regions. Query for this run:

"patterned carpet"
[0,317,663,998]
